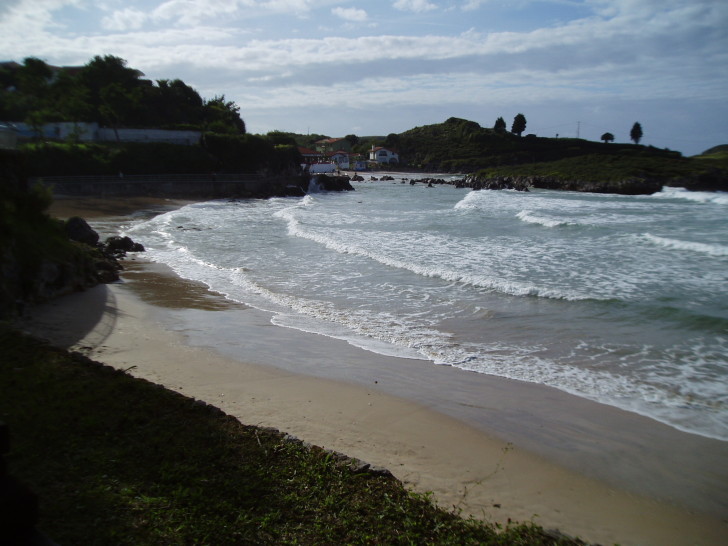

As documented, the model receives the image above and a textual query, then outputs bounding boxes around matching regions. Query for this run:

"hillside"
[391,118,728,192]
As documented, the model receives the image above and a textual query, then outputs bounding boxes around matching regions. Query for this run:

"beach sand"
[21,196,728,545]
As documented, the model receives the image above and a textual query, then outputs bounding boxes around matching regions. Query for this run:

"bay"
[125,175,728,441]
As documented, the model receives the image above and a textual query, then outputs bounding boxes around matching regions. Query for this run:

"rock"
[529,176,661,195]
[65,216,99,246]
[94,260,120,283]
[284,185,306,197]
[104,236,145,255]
[464,175,530,191]
[312,175,355,191]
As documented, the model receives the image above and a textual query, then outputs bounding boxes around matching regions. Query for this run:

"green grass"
[0,328,585,545]
[474,152,728,188]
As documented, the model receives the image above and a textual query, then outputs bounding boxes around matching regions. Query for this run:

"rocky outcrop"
[460,175,531,191]
[401,173,663,195]
[105,235,145,256]
[310,174,355,192]
[459,174,662,195]
[0,217,147,318]
[65,216,100,246]
[528,176,662,195]
[663,170,728,192]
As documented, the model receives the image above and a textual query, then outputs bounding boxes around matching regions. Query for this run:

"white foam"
[652,187,728,206]
[516,209,577,228]
[279,215,592,300]
[642,233,728,257]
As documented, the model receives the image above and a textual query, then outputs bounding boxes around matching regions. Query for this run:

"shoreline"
[22,196,728,545]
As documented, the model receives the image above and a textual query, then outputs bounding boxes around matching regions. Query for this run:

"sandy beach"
[20,196,728,545]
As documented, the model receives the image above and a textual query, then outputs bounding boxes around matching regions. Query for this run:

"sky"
[1,0,727,156]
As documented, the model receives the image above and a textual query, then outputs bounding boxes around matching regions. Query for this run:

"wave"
[642,233,728,257]
[276,205,598,301]
[516,210,577,228]
[652,187,728,206]
[453,188,518,211]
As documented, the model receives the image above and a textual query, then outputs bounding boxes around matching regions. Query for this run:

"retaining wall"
[30,173,294,198]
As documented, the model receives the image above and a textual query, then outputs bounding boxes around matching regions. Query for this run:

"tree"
[384,133,399,149]
[99,83,142,139]
[152,79,204,126]
[493,117,506,133]
[511,113,527,137]
[17,57,52,100]
[344,134,359,147]
[25,108,52,143]
[203,95,246,135]
[601,132,615,143]
[265,131,297,146]
[630,122,643,145]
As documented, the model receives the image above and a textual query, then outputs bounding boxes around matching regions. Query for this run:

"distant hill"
[698,144,728,156]
[390,118,727,192]
[694,145,728,169]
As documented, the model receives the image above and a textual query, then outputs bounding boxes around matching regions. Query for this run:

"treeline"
[0,55,245,135]
[261,130,387,156]
[1,56,308,176]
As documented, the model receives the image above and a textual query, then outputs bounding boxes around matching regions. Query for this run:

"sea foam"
[642,233,728,257]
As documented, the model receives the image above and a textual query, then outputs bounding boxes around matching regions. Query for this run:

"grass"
[0,328,586,545]
[474,152,728,187]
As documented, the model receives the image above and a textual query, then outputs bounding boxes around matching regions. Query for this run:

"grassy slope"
[393,118,728,189]
[0,329,583,545]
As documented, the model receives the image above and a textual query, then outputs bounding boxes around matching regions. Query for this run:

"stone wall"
[32,173,309,199]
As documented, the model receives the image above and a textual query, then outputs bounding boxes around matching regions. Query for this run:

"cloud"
[99,0,315,31]
[461,0,487,10]
[332,6,368,22]
[101,8,147,31]
[393,0,437,13]
[260,0,312,13]
[1,0,726,153]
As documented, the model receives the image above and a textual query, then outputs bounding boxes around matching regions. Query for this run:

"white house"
[329,151,350,169]
[369,146,399,164]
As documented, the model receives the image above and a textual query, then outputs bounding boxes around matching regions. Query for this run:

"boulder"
[65,217,99,246]
[313,175,355,191]
[104,236,145,254]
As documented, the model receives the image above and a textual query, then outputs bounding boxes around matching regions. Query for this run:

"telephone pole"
[577,121,581,138]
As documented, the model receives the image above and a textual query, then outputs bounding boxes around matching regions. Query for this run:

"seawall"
[32,173,310,199]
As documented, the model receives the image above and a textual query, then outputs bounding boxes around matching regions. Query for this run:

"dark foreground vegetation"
[0,150,103,317]
[0,329,585,545]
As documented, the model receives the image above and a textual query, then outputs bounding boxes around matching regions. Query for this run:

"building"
[315,137,352,153]
[298,146,324,165]
[329,151,351,170]
[369,146,399,164]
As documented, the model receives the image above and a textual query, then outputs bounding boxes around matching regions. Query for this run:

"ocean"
[123,175,728,442]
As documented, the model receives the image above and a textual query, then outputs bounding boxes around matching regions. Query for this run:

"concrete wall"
[97,128,200,145]
[9,122,200,146]
[33,173,272,198]
[0,125,18,149]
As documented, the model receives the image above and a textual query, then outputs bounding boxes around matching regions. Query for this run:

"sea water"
[124,176,728,441]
